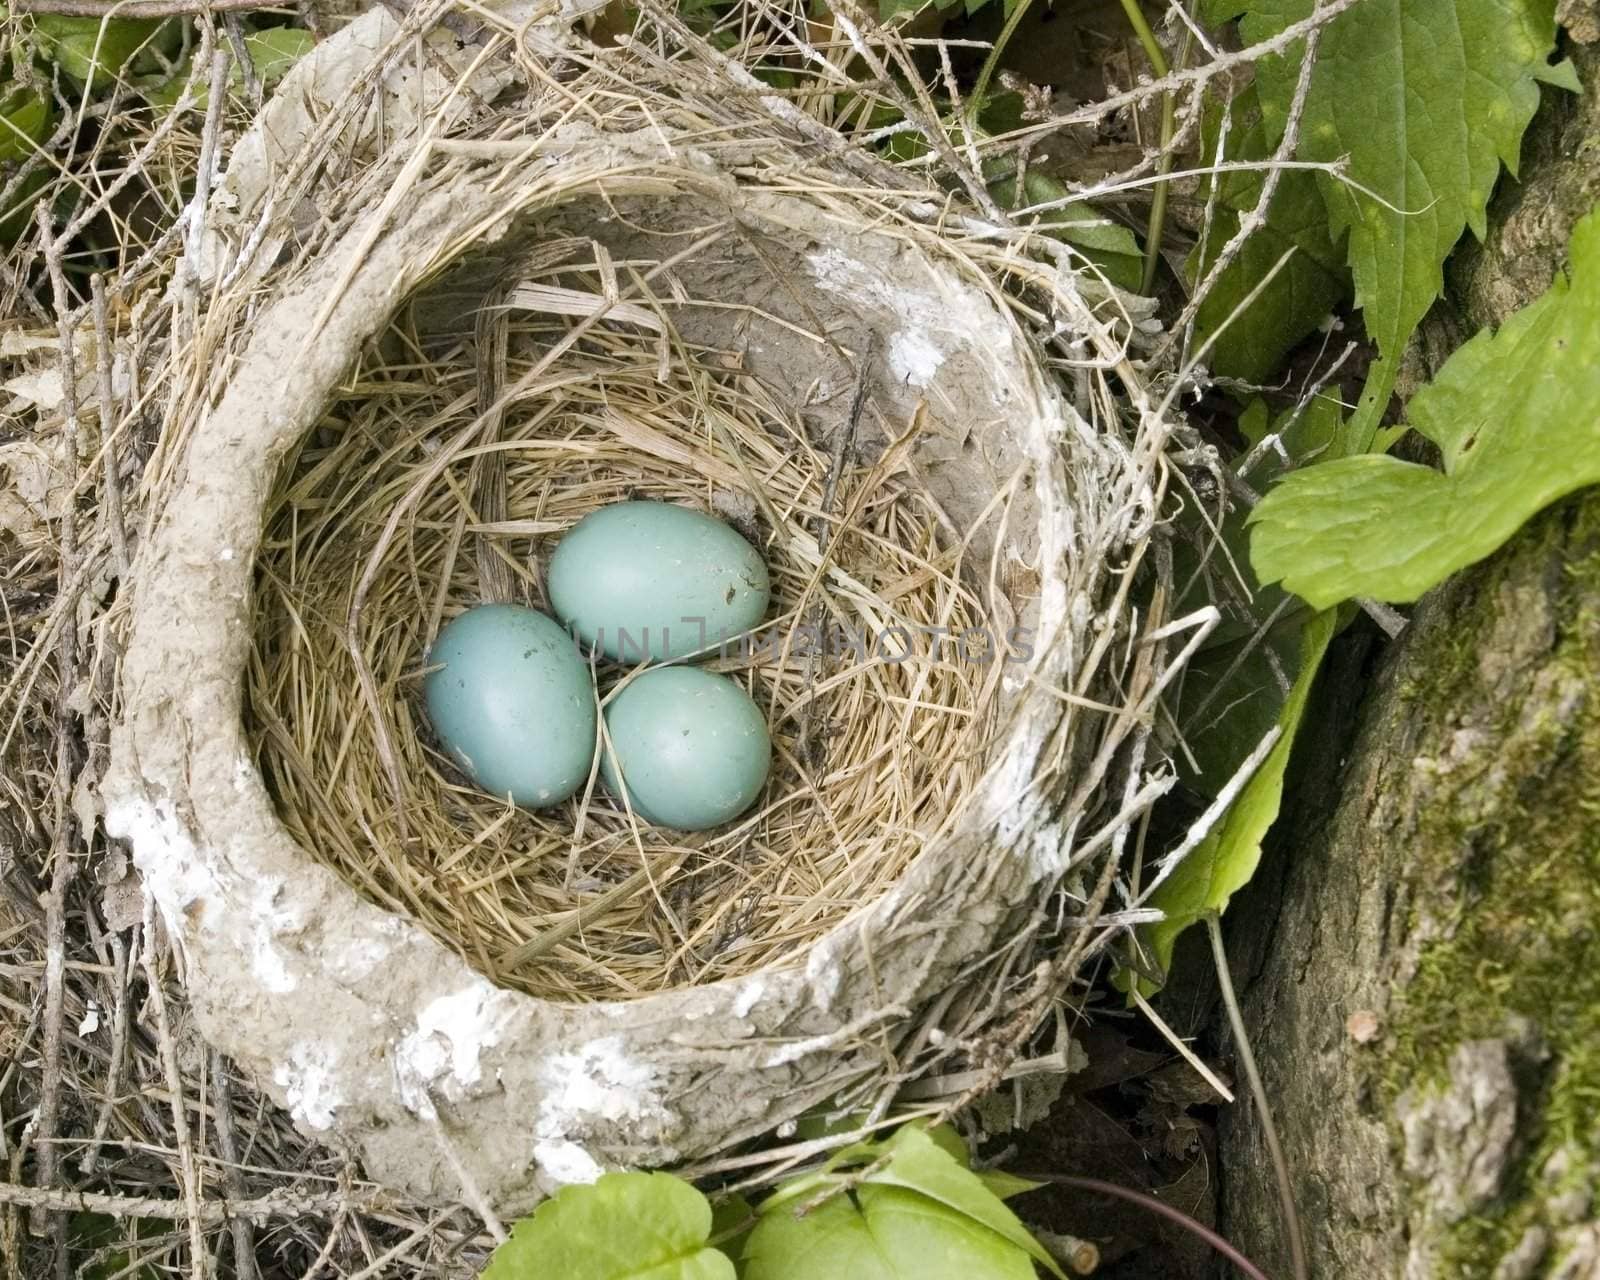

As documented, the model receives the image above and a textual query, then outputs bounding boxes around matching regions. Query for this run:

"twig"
[209,1050,261,1280]
[140,908,208,1280]
[30,206,84,1241]
[0,1181,392,1224]
[1159,0,1328,369]
[298,1164,357,1280]
[90,276,132,582]
[78,928,134,1175]
[12,0,274,16]
[222,14,263,108]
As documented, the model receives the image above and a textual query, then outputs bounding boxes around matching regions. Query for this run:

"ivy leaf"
[745,1186,1037,1280]
[1209,0,1559,360]
[483,1173,735,1280]
[1135,609,1336,987]
[1251,208,1600,608]
[1188,84,1350,383]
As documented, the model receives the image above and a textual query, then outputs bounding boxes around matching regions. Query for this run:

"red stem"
[1017,1172,1273,1280]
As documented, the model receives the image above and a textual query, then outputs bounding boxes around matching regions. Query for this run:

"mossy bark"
[1218,38,1600,1280]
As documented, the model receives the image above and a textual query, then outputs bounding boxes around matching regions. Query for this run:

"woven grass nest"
[249,289,1010,1002]
[103,0,1178,1209]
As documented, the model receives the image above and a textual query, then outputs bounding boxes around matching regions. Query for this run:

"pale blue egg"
[601,667,771,830]
[424,604,596,808]
[548,501,769,662]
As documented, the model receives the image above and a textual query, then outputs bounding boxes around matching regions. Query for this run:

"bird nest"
[102,0,1181,1209]
[246,263,1015,1002]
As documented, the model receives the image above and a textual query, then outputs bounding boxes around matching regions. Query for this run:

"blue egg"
[600,667,771,830]
[548,501,770,662]
[423,604,596,808]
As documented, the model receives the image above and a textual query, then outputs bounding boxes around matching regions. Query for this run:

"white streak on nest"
[273,1041,341,1130]
[732,979,764,1019]
[534,1037,667,1186]
[103,794,218,940]
[805,247,1010,389]
[104,791,298,991]
[764,1030,837,1068]
[804,941,843,1013]
[395,984,512,1111]
[534,1139,603,1187]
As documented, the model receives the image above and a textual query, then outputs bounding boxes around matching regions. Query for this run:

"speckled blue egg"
[548,501,770,662]
[601,667,771,830]
[423,604,596,808]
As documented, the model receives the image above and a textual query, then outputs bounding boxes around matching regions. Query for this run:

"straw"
[245,264,1009,1001]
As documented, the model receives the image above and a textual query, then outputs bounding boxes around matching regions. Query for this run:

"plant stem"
[1207,912,1310,1280]
[1342,348,1399,456]
[1117,0,1182,295]
[970,0,1037,121]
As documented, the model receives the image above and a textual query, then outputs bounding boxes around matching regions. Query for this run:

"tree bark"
[1218,36,1600,1280]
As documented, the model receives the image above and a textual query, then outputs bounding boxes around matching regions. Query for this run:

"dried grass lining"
[245,248,1014,1002]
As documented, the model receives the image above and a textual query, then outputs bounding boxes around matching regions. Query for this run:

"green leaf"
[997,171,1143,292]
[977,1169,1043,1201]
[925,1123,972,1166]
[1251,207,1600,608]
[745,1185,1037,1280]
[870,1127,1064,1278]
[70,1213,162,1280]
[1216,0,1559,360]
[139,28,314,111]
[710,1194,755,1276]
[483,1173,736,1280]
[1188,84,1350,383]
[0,87,52,165]
[1135,609,1336,986]
[30,14,166,89]
[0,88,53,244]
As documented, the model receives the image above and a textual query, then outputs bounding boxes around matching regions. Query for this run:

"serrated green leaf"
[1216,0,1559,360]
[1188,84,1350,383]
[870,1127,1064,1278]
[745,1185,1037,1280]
[1135,609,1336,987]
[1535,56,1581,90]
[1251,206,1600,609]
[484,1173,735,1280]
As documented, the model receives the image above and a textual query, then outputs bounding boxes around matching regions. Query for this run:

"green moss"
[1376,497,1600,1273]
